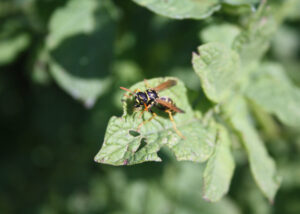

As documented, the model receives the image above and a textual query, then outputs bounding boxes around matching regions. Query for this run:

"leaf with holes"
[94,77,217,165]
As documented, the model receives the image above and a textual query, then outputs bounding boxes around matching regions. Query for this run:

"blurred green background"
[1,0,300,213]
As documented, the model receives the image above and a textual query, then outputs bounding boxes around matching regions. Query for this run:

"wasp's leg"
[165,110,185,139]
[137,110,157,132]
[139,103,149,118]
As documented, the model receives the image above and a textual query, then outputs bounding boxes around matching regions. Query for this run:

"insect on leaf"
[94,77,217,165]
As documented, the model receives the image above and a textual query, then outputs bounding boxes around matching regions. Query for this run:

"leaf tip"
[192,51,200,59]
[94,154,105,163]
[202,194,212,203]
[94,156,100,163]
[84,98,96,109]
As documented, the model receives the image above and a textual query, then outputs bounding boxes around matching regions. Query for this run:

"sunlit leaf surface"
[224,96,281,202]
[95,78,217,165]
[192,43,240,103]
[201,24,241,48]
[132,0,221,19]
[245,63,300,128]
[203,124,235,202]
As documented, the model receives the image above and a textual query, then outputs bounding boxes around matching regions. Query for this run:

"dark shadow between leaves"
[191,89,215,114]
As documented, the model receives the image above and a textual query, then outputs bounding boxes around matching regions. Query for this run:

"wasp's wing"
[155,98,185,113]
[152,80,177,91]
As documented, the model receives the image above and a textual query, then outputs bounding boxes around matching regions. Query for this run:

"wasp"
[120,79,185,139]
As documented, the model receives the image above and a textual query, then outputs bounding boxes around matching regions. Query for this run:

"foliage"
[1,0,300,213]
[95,77,216,165]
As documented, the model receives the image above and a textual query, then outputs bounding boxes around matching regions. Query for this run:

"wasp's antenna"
[120,87,134,94]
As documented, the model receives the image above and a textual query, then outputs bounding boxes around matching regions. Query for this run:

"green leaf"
[46,0,96,50]
[222,0,260,5]
[224,96,281,202]
[0,33,30,65]
[162,162,241,214]
[232,7,277,67]
[203,124,235,202]
[94,77,217,165]
[245,63,300,128]
[131,0,221,20]
[283,0,300,20]
[272,26,299,61]
[124,181,170,214]
[46,0,115,107]
[107,163,241,214]
[0,19,30,65]
[192,42,240,103]
[201,24,241,48]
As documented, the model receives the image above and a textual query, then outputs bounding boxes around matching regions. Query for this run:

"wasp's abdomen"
[157,96,174,111]
[160,96,173,104]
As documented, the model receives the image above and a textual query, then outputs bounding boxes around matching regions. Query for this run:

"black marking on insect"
[120,79,185,139]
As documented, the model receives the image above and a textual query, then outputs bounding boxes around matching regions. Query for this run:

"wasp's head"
[135,92,148,107]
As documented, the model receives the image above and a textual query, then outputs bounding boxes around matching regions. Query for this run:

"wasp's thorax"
[134,89,159,109]
[146,89,158,101]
